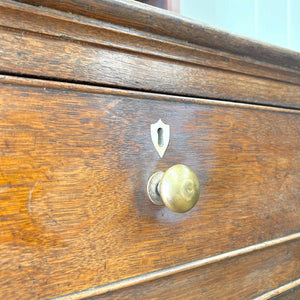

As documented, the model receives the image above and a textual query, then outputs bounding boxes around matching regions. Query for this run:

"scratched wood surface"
[1,1,300,108]
[0,76,299,299]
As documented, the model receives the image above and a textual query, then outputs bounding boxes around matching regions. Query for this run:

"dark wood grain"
[16,0,300,71]
[0,76,299,299]
[1,0,300,108]
[0,26,300,108]
[1,0,299,86]
[84,240,300,300]
[1,1,299,299]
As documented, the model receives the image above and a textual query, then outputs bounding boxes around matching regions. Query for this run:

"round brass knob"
[147,164,200,213]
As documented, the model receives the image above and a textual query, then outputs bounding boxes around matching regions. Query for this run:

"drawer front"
[0,77,299,299]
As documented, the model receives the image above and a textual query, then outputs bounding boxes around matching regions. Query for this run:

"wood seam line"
[52,232,300,300]
[1,23,299,89]
[253,278,300,300]
[1,75,300,113]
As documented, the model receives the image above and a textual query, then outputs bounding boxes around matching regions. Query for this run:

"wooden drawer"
[0,76,299,299]
[0,0,300,299]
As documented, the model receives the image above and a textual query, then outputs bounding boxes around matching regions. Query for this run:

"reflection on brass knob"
[147,164,200,213]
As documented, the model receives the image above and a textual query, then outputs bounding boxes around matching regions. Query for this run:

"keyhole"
[157,127,164,147]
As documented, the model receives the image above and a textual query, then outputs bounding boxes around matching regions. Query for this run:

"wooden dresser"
[0,0,299,299]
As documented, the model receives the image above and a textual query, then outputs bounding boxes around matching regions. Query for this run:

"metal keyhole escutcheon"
[151,119,170,158]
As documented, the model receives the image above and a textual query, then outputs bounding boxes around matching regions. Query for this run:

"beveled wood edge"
[2,0,300,86]
[51,232,300,300]
[16,0,300,72]
[253,278,300,300]
[1,75,300,113]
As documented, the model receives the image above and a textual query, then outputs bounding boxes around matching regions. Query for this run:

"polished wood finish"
[0,0,300,108]
[2,0,298,86]
[0,76,299,299]
[0,0,299,299]
[85,240,300,300]
[16,0,300,71]
[53,234,300,299]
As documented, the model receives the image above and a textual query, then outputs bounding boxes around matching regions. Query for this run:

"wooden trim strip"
[52,232,300,300]
[1,75,300,114]
[17,0,300,72]
[253,278,300,300]
[1,0,300,86]
[2,25,299,108]
[1,1,300,108]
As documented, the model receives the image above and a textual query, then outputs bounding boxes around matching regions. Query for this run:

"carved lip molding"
[1,0,300,108]
[17,0,300,71]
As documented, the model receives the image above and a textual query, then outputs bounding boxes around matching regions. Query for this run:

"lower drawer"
[0,76,299,299]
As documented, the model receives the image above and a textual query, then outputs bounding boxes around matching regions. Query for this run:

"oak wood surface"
[53,235,300,299]
[1,0,299,86]
[0,76,299,299]
[16,0,300,71]
[1,0,300,108]
[1,1,299,299]
[1,27,300,109]
[86,240,300,300]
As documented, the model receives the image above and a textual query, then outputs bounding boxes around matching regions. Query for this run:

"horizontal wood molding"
[15,0,300,72]
[56,236,300,299]
[1,0,297,80]
[0,77,299,298]
[253,278,300,300]
[1,75,300,114]
[0,0,300,108]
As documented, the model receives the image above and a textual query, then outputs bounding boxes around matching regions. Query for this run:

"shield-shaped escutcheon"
[150,119,170,158]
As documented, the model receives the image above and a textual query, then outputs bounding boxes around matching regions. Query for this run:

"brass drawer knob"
[147,164,200,213]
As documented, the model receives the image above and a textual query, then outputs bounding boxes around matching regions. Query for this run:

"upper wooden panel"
[16,0,300,71]
[0,76,299,299]
[0,0,300,108]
